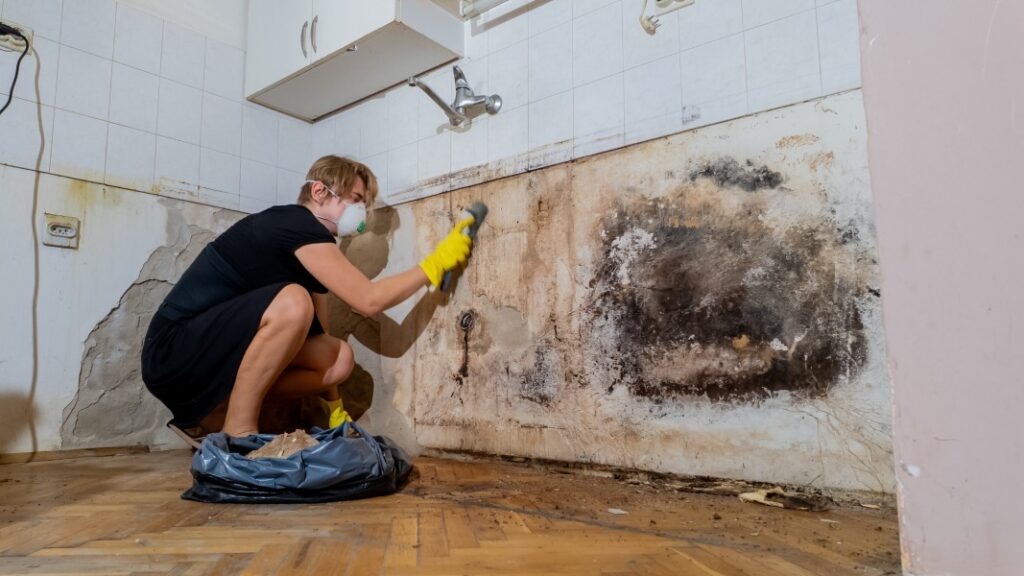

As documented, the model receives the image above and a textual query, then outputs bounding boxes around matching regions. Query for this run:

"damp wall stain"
[391,92,893,491]
[584,161,868,403]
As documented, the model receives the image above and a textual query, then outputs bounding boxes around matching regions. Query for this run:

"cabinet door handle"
[311,15,318,53]
[300,20,309,58]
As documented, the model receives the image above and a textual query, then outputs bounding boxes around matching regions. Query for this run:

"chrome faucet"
[408,65,502,128]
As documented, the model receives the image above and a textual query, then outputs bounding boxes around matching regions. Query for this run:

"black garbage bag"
[182,422,412,504]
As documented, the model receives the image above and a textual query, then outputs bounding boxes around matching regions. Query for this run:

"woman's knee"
[326,340,355,385]
[266,284,314,329]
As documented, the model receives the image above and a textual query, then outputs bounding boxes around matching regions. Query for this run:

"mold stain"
[688,158,783,192]
[519,346,560,407]
[587,157,868,404]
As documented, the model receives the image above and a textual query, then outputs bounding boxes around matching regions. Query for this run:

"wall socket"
[43,213,81,249]
[0,18,33,52]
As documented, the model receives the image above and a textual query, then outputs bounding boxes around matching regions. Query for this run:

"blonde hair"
[298,155,378,207]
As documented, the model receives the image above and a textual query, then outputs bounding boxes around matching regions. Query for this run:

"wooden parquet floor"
[0,451,901,575]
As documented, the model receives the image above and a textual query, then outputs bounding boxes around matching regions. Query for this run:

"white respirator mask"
[307,180,366,236]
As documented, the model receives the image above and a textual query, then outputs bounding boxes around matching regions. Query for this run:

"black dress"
[141,204,336,428]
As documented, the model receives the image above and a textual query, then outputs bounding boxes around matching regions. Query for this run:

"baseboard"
[0,445,150,465]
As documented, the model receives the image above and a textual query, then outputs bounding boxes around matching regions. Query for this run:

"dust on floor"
[0,451,900,575]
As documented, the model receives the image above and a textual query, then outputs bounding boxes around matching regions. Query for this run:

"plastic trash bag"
[182,421,412,504]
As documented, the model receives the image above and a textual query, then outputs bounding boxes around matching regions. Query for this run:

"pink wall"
[858,1,1024,574]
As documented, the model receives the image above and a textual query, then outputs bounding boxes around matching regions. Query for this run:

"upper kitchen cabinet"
[245,0,464,122]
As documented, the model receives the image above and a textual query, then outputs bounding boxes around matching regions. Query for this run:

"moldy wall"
[358,90,893,493]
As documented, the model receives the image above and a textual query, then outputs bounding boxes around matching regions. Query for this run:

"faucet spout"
[408,66,502,129]
[408,76,467,127]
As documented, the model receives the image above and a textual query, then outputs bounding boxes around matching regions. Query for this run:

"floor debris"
[739,487,830,512]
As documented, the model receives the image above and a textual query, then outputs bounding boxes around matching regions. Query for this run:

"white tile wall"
[0,1,306,214]
[488,39,529,111]
[573,0,618,18]
[311,117,336,160]
[199,147,240,195]
[112,3,162,75]
[678,0,742,51]
[624,52,682,145]
[334,107,360,158]
[201,93,242,155]
[745,10,821,111]
[742,0,816,29]
[1,0,863,213]
[60,0,115,59]
[51,109,107,180]
[622,0,678,69]
[2,0,63,42]
[3,36,59,105]
[479,1,528,53]
[240,158,277,206]
[105,123,155,190]
[278,116,313,174]
[574,72,624,157]
[528,0,571,35]
[312,0,864,206]
[55,46,111,120]
[817,0,861,94]
[0,98,53,171]
[528,22,571,103]
[359,96,388,158]
[386,86,419,150]
[155,136,200,191]
[388,142,418,195]
[528,90,572,168]
[160,22,205,89]
[241,103,279,166]
[419,131,452,184]
[157,78,202,144]
[451,116,488,174]
[572,2,623,88]
[109,63,159,132]
[488,103,529,173]
[276,168,305,205]
[203,40,244,101]
[361,152,388,200]
[680,33,747,129]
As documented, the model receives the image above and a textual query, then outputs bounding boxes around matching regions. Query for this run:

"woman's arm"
[296,243,428,317]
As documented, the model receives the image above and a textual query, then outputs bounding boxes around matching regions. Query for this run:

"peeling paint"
[61,201,241,448]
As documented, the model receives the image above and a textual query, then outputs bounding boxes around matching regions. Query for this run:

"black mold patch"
[586,166,868,404]
[520,346,560,406]
[689,157,783,192]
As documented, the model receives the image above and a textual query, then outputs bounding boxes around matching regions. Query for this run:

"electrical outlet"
[43,213,81,249]
[0,18,33,52]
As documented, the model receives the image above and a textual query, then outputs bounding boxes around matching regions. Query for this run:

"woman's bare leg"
[264,335,354,400]
[220,284,314,436]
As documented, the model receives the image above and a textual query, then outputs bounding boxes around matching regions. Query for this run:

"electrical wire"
[0,24,40,458]
[0,27,28,117]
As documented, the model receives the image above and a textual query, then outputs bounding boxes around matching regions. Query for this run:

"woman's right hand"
[419,216,475,288]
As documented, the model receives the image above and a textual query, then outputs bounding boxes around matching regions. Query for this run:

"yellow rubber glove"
[320,397,353,428]
[419,215,475,288]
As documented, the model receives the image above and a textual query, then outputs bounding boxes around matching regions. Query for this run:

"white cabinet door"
[246,0,314,96]
[310,0,396,62]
